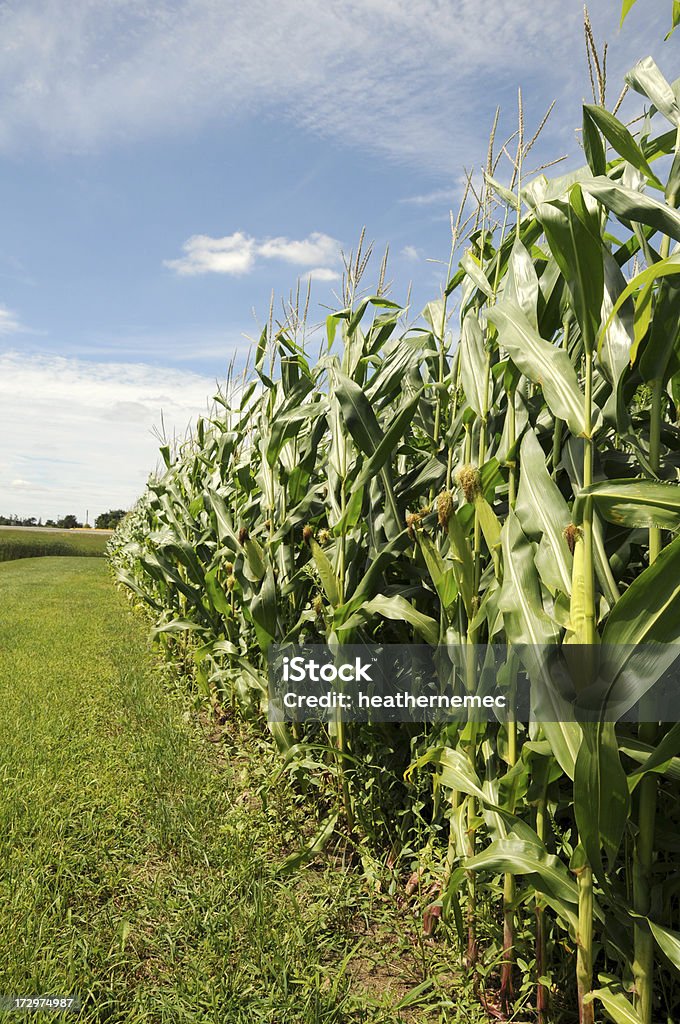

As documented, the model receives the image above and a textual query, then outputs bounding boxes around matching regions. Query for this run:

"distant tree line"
[94,509,127,530]
[0,514,81,528]
[0,509,127,530]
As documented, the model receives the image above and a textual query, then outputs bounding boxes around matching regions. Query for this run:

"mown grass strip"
[0,558,460,1023]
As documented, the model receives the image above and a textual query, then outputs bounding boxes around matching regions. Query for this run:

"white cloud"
[400,245,421,261]
[0,1,665,171]
[400,189,459,206]
[303,267,341,282]
[258,234,339,266]
[0,352,216,520]
[0,304,23,333]
[165,230,341,277]
[164,232,256,276]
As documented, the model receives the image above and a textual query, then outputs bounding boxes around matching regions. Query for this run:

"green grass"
[0,557,474,1024]
[0,528,109,562]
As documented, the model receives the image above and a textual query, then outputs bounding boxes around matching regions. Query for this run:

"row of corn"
[110,53,680,1024]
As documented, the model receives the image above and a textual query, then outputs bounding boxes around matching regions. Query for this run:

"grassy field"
[0,557,467,1024]
[0,528,110,562]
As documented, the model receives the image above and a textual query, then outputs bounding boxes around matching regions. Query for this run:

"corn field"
[110,39,680,1024]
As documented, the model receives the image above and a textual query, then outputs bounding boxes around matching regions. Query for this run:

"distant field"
[0,527,111,562]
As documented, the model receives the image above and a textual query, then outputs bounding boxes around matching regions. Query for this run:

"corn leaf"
[574,721,630,877]
[515,431,572,595]
[583,104,662,186]
[584,978,644,1024]
[488,301,587,436]
[573,480,680,532]
[648,919,680,970]
[625,57,680,127]
[499,511,560,646]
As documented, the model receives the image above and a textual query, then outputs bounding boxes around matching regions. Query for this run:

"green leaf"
[574,721,629,876]
[447,511,475,619]
[350,389,422,495]
[474,495,502,575]
[334,370,405,538]
[498,511,560,646]
[459,313,488,418]
[584,178,680,241]
[515,431,572,595]
[255,325,268,371]
[648,918,680,970]
[597,252,680,361]
[583,104,662,186]
[204,568,231,616]
[540,721,582,781]
[573,480,680,532]
[603,534,680,645]
[251,565,277,651]
[538,187,604,353]
[504,238,540,329]
[243,537,266,582]
[266,399,326,466]
[487,301,587,436]
[582,106,606,176]
[670,0,680,38]
[584,977,644,1024]
[598,536,680,713]
[483,172,518,207]
[417,533,458,613]
[341,593,440,645]
[410,745,487,802]
[640,277,680,384]
[466,835,579,911]
[206,490,239,549]
[568,532,588,644]
[625,57,680,128]
[628,722,680,783]
[599,251,635,387]
[308,537,340,607]
[460,252,493,297]
[620,0,638,26]
[334,371,383,455]
[152,619,205,636]
[276,811,339,875]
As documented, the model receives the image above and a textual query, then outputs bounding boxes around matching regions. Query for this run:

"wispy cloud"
[165,231,341,277]
[0,2,665,171]
[399,189,459,206]
[0,304,23,333]
[400,245,421,261]
[0,352,216,519]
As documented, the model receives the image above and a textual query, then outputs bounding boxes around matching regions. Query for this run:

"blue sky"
[0,0,672,520]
